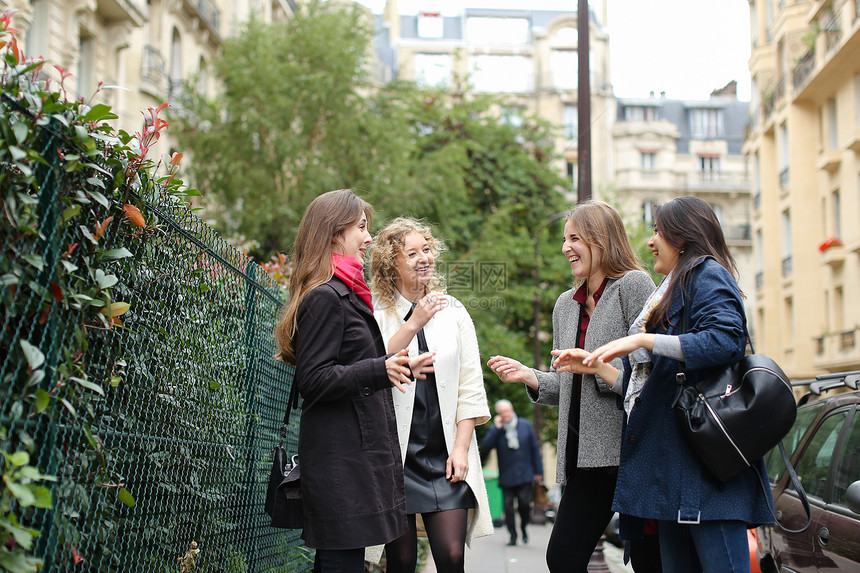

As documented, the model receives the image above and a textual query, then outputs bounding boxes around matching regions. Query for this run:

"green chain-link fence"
[1,95,308,571]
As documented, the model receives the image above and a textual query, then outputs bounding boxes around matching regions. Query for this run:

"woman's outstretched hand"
[409,351,436,380]
[487,355,539,390]
[551,348,597,374]
[385,349,412,393]
[584,333,654,367]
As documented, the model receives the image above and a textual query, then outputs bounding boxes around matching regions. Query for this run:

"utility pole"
[577,0,592,201]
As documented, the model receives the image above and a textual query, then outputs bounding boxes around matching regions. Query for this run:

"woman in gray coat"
[488,201,654,573]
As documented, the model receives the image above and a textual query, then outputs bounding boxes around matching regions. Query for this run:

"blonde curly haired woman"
[367,217,492,573]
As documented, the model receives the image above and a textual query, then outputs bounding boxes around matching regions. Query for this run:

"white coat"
[366,291,493,562]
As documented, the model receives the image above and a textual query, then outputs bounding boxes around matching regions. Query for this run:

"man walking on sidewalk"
[481,400,543,547]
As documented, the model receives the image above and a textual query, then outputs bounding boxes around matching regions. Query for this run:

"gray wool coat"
[528,270,655,485]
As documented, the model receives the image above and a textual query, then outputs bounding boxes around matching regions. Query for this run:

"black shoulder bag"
[264,380,303,529]
[673,299,811,532]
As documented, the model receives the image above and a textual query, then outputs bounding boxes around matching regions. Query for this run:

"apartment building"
[372,0,614,196]
[745,0,860,378]
[613,84,755,321]
[3,0,292,134]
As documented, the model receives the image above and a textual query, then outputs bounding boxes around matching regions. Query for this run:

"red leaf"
[123,204,145,228]
[94,216,114,240]
[50,282,63,301]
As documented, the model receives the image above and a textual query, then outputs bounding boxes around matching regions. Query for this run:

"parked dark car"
[755,371,860,573]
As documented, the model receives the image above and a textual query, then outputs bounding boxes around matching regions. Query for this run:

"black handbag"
[264,380,303,529]
[672,297,811,532]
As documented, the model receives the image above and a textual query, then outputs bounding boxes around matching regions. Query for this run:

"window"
[710,203,724,226]
[766,402,825,483]
[778,122,789,187]
[754,152,762,207]
[751,1,759,46]
[25,0,50,58]
[501,107,523,128]
[414,53,452,88]
[563,105,577,139]
[470,55,532,93]
[198,57,208,95]
[781,209,792,275]
[643,201,657,225]
[698,155,721,181]
[689,108,724,139]
[170,27,182,98]
[550,49,577,90]
[827,97,838,150]
[566,161,578,194]
[833,189,841,239]
[754,231,764,276]
[783,296,794,348]
[641,152,657,171]
[832,413,860,506]
[417,12,444,38]
[466,17,529,44]
[624,106,658,122]
[856,75,860,128]
[77,34,95,100]
[790,411,848,499]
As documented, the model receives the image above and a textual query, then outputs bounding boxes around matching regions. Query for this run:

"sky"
[353,0,752,102]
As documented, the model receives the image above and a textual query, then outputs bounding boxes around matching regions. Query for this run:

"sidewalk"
[420,522,633,573]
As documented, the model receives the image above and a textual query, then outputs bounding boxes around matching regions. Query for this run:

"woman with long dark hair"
[274,190,431,573]
[558,196,774,572]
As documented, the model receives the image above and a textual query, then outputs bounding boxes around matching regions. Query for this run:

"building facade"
[3,0,293,134]
[613,85,755,321]
[745,0,860,378]
[372,0,614,197]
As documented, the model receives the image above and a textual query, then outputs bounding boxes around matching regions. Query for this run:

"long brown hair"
[566,200,644,288]
[274,189,373,363]
[369,217,447,313]
[646,196,739,331]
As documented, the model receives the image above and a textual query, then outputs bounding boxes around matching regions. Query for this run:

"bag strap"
[279,381,300,444]
[752,441,812,533]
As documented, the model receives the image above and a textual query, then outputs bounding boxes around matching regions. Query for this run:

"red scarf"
[331,253,373,312]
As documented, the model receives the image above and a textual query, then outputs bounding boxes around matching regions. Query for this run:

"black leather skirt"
[403,371,475,515]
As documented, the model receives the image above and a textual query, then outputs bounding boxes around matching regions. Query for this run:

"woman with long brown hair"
[274,190,432,573]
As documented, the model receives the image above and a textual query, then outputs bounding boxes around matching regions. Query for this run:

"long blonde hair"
[369,217,446,313]
[274,189,373,363]
[566,200,645,288]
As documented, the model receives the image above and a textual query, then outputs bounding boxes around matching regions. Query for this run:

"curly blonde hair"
[369,217,447,313]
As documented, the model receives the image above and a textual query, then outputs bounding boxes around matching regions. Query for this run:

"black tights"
[385,509,469,573]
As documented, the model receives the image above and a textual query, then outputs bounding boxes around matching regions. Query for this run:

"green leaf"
[82,423,100,451]
[79,225,97,244]
[59,398,77,417]
[9,145,26,161]
[9,451,29,467]
[72,377,105,396]
[19,340,45,370]
[5,481,36,507]
[21,254,44,271]
[97,273,119,289]
[62,203,82,222]
[208,380,222,390]
[12,122,28,144]
[89,190,109,207]
[109,376,122,387]
[101,248,133,261]
[35,389,50,413]
[117,487,136,507]
[0,273,18,286]
[81,103,118,123]
[31,486,53,509]
[86,176,106,190]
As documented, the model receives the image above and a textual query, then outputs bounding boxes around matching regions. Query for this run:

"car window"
[768,401,826,483]
[790,410,848,500]
[832,408,859,507]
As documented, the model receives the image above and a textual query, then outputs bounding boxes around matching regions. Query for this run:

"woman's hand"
[409,291,445,330]
[385,349,412,393]
[584,333,654,367]
[446,446,469,483]
[551,348,596,374]
[409,351,436,380]
[487,355,539,390]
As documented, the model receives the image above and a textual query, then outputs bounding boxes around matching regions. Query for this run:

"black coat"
[293,278,407,549]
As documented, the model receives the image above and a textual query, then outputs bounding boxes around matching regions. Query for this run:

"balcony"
[782,255,793,277]
[686,171,751,190]
[813,328,860,370]
[820,244,845,267]
[778,167,790,189]
[724,224,752,244]
[848,128,860,153]
[817,149,841,172]
[97,0,147,25]
[792,50,815,92]
[140,45,167,99]
[180,0,221,40]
